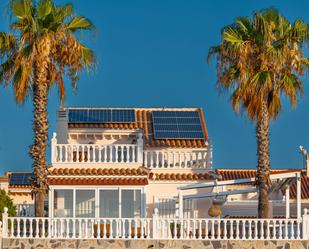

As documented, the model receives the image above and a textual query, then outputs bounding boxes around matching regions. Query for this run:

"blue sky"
[0,0,308,174]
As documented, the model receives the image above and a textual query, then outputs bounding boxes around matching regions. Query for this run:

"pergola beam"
[178,171,302,219]
[182,188,257,200]
[178,171,301,191]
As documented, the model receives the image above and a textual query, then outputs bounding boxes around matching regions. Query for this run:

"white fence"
[2,208,309,240]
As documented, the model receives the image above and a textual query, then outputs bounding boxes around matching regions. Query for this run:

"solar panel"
[68,109,135,123]
[152,111,205,139]
[9,173,34,185]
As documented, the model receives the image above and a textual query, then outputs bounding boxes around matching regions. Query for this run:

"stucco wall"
[145,181,213,218]
[0,181,9,193]
[8,193,33,205]
[2,239,309,249]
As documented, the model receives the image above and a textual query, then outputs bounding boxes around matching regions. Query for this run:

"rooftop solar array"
[9,173,34,185]
[68,109,135,123]
[152,111,205,139]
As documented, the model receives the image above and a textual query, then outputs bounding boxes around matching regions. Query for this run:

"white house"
[47,107,217,220]
[1,107,308,240]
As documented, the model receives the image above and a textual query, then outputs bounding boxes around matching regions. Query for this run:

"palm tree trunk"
[256,100,271,218]
[30,37,50,217]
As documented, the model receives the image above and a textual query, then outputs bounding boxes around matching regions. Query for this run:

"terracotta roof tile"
[216,169,303,181]
[0,176,8,183]
[68,108,208,148]
[216,169,309,199]
[48,177,148,186]
[50,167,149,176]
[149,172,215,181]
[8,184,31,189]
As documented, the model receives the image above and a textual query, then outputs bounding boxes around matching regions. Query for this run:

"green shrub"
[0,189,16,220]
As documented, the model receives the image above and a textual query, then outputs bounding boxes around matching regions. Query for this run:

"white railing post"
[153,208,159,239]
[51,132,57,164]
[2,207,8,238]
[302,208,309,239]
[296,172,301,219]
[206,141,212,169]
[137,133,143,163]
[178,192,183,219]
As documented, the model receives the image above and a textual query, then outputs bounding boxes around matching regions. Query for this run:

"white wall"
[145,181,213,218]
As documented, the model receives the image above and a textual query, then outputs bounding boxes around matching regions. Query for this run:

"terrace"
[1,208,309,240]
[2,171,308,241]
[51,132,210,170]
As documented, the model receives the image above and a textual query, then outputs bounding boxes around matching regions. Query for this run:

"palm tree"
[208,9,309,218]
[0,0,95,217]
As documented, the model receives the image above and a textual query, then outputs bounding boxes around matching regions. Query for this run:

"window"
[100,190,119,218]
[53,189,73,217]
[75,190,95,218]
[51,188,143,218]
[121,189,141,218]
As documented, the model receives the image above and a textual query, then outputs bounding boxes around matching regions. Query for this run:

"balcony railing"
[2,208,309,240]
[52,143,140,164]
[144,150,208,169]
[51,133,210,169]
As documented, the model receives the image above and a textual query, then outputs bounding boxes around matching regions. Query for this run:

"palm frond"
[208,8,309,120]
[66,16,94,31]
[11,0,32,19]
[37,0,53,19]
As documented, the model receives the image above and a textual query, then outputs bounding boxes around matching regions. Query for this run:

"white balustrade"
[2,216,152,239]
[144,150,208,169]
[2,208,308,240]
[153,217,303,240]
[52,144,138,164]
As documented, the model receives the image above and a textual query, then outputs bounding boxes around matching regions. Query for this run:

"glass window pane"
[100,190,119,218]
[75,190,95,218]
[54,189,73,217]
[121,190,141,218]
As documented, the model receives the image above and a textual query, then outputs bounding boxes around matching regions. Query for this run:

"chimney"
[56,109,68,144]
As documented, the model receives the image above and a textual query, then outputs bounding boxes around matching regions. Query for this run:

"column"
[137,133,144,163]
[302,209,309,239]
[51,133,57,164]
[2,207,8,238]
[297,172,301,219]
[285,186,290,218]
[178,192,183,219]
[206,140,213,169]
[48,189,52,218]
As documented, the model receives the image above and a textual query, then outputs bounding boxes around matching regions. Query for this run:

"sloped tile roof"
[49,167,216,182]
[48,177,148,186]
[149,172,216,181]
[67,108,208,148]
[216,168,309,199]
[50,167,149,176]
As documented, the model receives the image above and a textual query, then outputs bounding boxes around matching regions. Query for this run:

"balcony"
[51,133,210,170]
[52,143,140,164]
